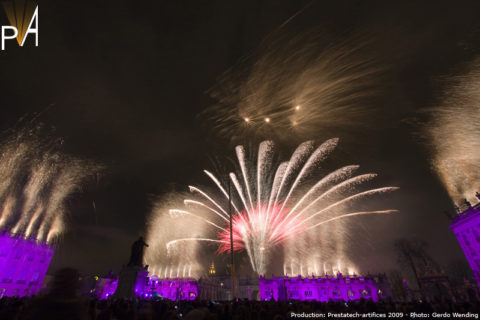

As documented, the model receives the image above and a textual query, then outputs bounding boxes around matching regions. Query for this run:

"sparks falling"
[201,30,386,143]
[150,139,398,275]
[0,123,101,243]
[425,59,480,209]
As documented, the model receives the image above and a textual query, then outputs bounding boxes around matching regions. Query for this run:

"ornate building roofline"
[450,202,480,228]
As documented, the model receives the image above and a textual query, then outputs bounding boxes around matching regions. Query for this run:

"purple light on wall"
[259,274,379,302]
[0,232,53,297]
[146,276,198,301]
[98,275,198,301]
[134,269,149,299]
[98,278,118,299]
[450,202,480,287]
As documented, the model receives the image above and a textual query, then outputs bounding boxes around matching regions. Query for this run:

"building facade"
[97,274,198,301]
[0,232,53,297]
[197,275,259,300]
[450,202,480,287]
[147,276,198,300]
[259,274,388,302]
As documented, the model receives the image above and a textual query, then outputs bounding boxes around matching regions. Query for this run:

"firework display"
[2,0,480,314]
[202,31,385,143]
[146,139,398,276]
[0,124,101,243]
[425,60,480,209]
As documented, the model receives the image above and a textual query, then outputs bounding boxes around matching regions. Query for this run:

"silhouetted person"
[128,236,149,267]
[21,267,88,320]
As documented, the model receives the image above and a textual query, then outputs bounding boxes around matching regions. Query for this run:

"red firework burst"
[216,203,306,254]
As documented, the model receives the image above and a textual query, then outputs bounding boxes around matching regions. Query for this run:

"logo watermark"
[1,0,38,50]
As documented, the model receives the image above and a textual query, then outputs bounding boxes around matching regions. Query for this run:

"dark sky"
[1,0,480,277]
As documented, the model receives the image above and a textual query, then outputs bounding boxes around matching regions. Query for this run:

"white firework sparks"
[146,139,398,276]
[202,30,386,143]
[425,59,480,208]
[0,123,101,243]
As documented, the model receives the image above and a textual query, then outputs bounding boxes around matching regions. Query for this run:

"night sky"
[1,0,480,277]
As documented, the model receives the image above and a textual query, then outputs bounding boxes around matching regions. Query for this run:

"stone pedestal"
[113,265,149,299]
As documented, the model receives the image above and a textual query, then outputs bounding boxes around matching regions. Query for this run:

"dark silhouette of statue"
[128,236,149,267]
[113,237,150,299]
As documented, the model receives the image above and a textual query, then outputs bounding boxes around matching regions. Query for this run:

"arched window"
[347,287,355,297]
[333,287,341,297]
[361,287,371,297]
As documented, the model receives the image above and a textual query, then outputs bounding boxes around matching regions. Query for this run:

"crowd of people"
[0,268,478,320]
[1,296,479,320]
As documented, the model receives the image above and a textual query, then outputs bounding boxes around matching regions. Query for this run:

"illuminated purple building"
[0,232,53,297]
[146,276,198,300]
[99,274,198,300]
[450,202,480,287]
[259,274,384,302]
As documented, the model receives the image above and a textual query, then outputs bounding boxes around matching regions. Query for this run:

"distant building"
[208,262,216,275]
[238,276,259,300]
[197,276,226,300]
[197,275,259,300]
[450,202,480,287]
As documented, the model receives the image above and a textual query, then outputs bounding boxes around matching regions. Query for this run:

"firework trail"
[147,139,398,276]
[0,123,101,243]
[425,60,480,209]
[201,30,386,143]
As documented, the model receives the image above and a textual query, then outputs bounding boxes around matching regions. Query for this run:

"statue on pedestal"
[113,236,150,299]
[128,237,149,267]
